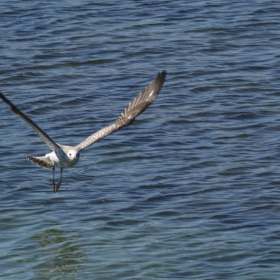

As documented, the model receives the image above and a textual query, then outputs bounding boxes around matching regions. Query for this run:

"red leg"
[54,168,63,192]
[52,167,56,192]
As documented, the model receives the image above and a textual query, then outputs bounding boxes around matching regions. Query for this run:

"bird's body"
[27,144,79,169]
[0,71,166,192]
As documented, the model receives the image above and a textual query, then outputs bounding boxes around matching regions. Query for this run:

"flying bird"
[0,71,166,192]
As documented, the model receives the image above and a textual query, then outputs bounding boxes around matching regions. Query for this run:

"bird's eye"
[69,153,72,156]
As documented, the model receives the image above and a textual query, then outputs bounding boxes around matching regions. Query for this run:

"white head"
[67,150,80,162]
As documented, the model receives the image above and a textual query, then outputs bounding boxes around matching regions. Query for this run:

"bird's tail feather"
[27,155,54,169]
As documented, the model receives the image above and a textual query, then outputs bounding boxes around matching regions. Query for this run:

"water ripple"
[1,1,280,279]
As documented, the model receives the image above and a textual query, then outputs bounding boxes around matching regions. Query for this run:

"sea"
[1,1,280,279]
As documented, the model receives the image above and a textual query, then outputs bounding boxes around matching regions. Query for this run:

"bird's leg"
[54,168,63,193]
[52,167,63,192]
[52,167,56,192]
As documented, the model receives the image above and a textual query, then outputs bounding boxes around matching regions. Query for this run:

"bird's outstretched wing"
[0,92,60,151]
[76,70,166,151]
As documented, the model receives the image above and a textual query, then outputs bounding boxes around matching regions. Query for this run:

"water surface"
[1,1,280,279]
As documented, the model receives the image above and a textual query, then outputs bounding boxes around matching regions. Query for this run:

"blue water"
[1,1,280,279]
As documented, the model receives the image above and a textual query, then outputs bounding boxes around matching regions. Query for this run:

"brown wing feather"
[0,92,61,152]
[76,70,166,151]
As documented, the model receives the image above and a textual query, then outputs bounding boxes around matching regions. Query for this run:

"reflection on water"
[31,228,82,278]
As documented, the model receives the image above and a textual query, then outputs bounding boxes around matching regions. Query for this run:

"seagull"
[0,71,166,192]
